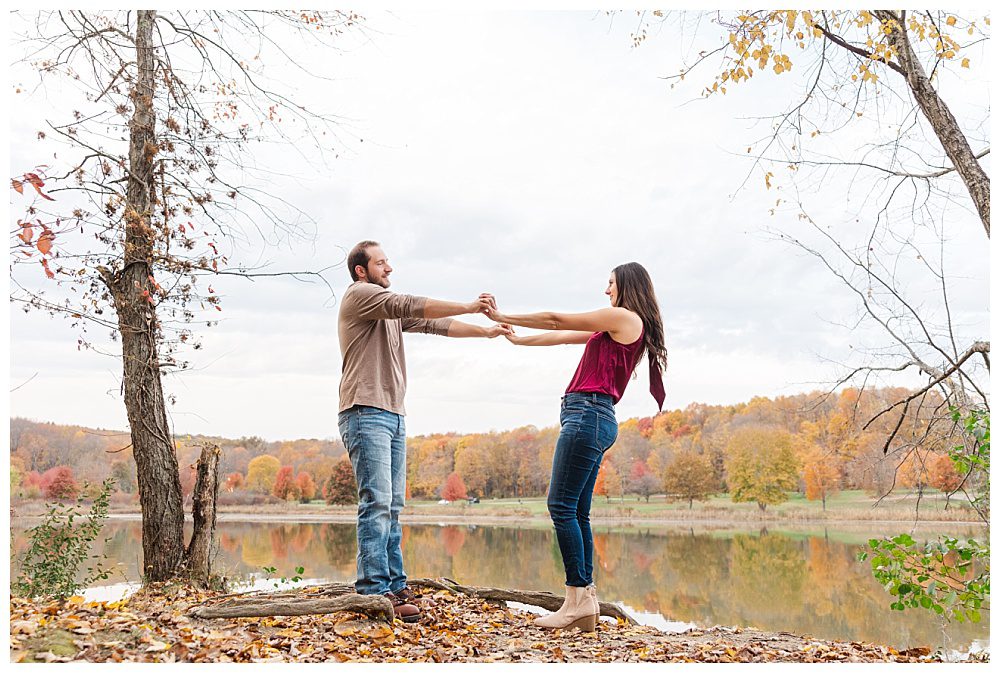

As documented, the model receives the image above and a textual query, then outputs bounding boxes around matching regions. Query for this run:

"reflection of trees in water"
[241,528,275,569]
[219,532,240,553]
[289,526,314,555]
[651,529,731,624]
[441,527,466,556]
[11,520,987,650]
[320,524,357,570]
[727,532,808,629]
[402,527,454,579]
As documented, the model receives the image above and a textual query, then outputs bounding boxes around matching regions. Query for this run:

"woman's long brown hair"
[612,262,668,374]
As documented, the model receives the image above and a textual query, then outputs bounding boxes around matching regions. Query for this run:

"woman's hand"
[504,332,524,345]
[485,323,514,338]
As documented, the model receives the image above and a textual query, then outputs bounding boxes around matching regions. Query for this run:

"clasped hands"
[469,293,518,342]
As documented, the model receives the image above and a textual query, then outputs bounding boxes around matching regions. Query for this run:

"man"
[337,240,510,623]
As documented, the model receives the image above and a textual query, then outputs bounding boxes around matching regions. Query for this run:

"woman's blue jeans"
[338,405,407,596]
[548,392,618,587]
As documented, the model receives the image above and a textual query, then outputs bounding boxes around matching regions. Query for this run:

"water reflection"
[10,519,988,652]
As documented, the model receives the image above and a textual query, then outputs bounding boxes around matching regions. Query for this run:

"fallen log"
[409,577,639,625]
[189,593,393,622]
[187,577,638,626]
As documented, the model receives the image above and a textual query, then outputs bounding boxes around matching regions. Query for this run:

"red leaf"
[41,258,55,279]
[18,221,34,245]
[24,172,55,201]
[11,179,24,194]
[215,305,222,311]
[36,232,54,255]
[208,242,218,254]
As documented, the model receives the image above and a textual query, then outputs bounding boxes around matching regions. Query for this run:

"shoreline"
[11,508,987,529]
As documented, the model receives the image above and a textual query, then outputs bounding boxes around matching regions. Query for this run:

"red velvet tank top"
[566,329,665,409]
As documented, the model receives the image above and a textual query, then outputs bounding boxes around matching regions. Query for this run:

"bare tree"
[636,8,989,466]
[10,10,364,583]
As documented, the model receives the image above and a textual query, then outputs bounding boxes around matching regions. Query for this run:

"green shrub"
[859,410,989,623]
[12,478,115,600]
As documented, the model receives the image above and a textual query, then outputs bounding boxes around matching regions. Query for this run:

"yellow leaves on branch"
[698,9,978,100]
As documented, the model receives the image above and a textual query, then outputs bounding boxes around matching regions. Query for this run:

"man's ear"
[354,265,367,280]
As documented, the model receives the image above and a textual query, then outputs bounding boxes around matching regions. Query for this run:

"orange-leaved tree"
[801,448,843,511]
[295,472,317,503]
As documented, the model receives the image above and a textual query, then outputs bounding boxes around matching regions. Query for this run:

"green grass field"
[297,488,982,524]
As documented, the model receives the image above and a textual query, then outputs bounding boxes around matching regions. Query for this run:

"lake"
[9,518,989,655]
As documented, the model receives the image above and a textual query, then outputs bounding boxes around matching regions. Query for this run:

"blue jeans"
[338,405,408,595]
[548,392,619,587]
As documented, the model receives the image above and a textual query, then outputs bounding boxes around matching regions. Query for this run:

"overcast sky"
[6,10,989,440]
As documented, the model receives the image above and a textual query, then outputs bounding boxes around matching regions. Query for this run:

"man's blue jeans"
[338,405,408,595]
[548,392,619,587]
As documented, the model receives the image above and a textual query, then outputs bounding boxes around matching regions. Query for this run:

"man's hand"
[467,293,497,315]
[486,323,514,338]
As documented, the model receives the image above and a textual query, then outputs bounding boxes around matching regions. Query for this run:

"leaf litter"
[10,582,956,663]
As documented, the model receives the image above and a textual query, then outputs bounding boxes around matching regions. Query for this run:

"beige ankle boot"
[587,584,600,620]
[533,586,597,632]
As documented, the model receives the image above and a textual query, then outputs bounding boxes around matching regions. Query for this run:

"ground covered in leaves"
[10,583,953,663]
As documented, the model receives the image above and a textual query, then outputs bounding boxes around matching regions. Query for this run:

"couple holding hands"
[338,240,667,631]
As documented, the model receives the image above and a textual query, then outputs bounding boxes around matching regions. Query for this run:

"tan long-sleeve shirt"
[338,281,453,415]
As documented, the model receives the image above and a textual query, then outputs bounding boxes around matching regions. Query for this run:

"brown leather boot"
[395,586,434,608]
[384,592,420,623]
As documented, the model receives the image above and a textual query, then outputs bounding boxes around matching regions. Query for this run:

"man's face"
[359,246,392,288]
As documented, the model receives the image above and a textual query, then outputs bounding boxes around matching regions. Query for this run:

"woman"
[487,262,667,632]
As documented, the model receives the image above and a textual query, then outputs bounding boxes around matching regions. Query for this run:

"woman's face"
[605,273,619,306]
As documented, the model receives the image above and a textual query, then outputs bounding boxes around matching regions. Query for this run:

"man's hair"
[347,240,380,281]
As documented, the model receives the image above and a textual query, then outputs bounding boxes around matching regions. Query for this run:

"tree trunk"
[876,10,991,237]
[100,9,186,583]
[191,593,394,622]
[185,444,222,586]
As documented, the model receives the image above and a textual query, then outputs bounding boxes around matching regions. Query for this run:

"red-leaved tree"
[224,472,245,492]
[43,466,79,500]
[324,458,357,505]
[273,466,300,501]
[441,472,468,502]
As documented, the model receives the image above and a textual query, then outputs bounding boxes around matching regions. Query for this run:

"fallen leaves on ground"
[9,583,951,663]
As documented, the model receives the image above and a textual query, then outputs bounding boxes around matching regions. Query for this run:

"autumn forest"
[9,386,971,513]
